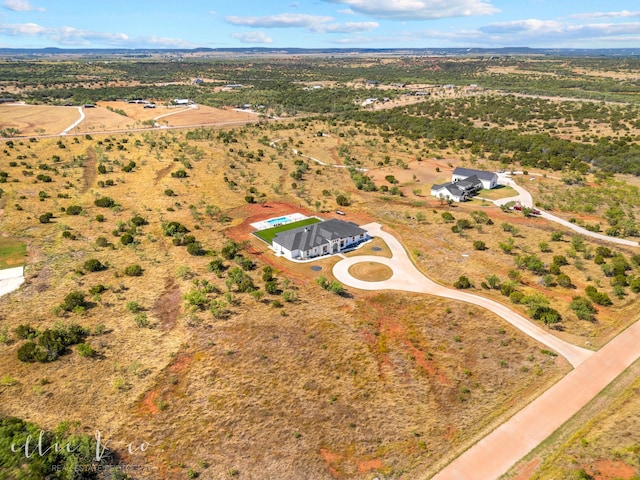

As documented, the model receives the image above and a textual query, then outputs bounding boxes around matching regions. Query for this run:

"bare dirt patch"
[588,459,636,480]
[81,147,97,193]
[153,277,181,331]
[348,261,393,281]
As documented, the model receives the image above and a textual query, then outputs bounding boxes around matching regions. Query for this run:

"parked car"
[335,210,345,216]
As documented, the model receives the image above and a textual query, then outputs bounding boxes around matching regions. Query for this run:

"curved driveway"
[333,223,640,479]
[333,223,593,368]
[496,174,638,247]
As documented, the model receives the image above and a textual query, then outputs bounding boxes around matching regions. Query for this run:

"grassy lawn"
[476,185,517,200]
[0,238,26,270]
[253,217,322,245]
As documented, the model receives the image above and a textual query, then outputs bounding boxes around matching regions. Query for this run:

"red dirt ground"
[587,459,637,480]
[512,457,541,480]
[138,389,160,416]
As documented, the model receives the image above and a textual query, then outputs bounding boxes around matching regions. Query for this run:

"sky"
[0,0,639,50]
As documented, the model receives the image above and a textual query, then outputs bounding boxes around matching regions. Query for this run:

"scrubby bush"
[60,291,86,312]
[570,296,597,321]
[94,196,115,208]
[88,284,106,295]
[66,205,82,215]
[585,286,612,306]
[84,258,105,272]
[454,276,473,289]
[124,264,143,277]
[473,240,487,251]
[39,212,53,224]
[120,233,134,245]
[130,215,147,226]
[15,324,37,339]
[76,343,96,358]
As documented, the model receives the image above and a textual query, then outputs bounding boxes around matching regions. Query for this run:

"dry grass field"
[0,102,259,137]
[0,117,639,478]
[0,104,80,135]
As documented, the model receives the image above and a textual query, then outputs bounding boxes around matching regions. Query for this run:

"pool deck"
[250,212,308,231]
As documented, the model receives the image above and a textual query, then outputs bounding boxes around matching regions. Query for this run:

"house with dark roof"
[430,175,483,203]
[452,167,498,190]
[272,219,369,260]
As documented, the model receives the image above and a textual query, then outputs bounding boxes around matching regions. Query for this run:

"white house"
[431,175,483,203]
[452,167,498,190]
[272,219,369,260]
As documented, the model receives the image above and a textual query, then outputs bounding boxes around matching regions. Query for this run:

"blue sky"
[0,0,639,49]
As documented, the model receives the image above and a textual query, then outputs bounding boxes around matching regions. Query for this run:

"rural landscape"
[2,50,640,479]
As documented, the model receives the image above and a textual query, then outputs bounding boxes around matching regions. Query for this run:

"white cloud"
[322,0,499,20]
[230,31,273,44]
[569,10,640,20]
[225,13,333,28]
[338,8,356,15]
[2,0,44,12]
[475,19,640,46]
[310,21,379,33]
[0,22,194,48]
[208,10,217,15]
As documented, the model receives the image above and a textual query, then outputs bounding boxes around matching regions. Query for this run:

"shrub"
[66,205,83,215]
[556,274,574,288]
[89,284,106,295]
[95,214,105,222]
[94,196,115,208]
[77,343,96,358]
[186,241,204,256]
[221,240,240,260]
[162,221,189,237]
[570,296,597,321]
[15,324,37,339]
[454,276,473,289]
[441,212,455,223]
[95,237,110,248]
[171,169,188,178]
[17,341,43,362]
[265,280,279,295]
[120,233,134,245]
[39,212,54,224]
[60,291,86,312]
[336,194,350,206]
[130,215,147,226]
[134,314,150,328]
[473,240,487,251]
[164,189,175,196]
[84,258,105,272]
[124,264,143,277]
[585,286,612,306]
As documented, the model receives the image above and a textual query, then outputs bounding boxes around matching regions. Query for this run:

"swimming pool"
[267,216,289,225]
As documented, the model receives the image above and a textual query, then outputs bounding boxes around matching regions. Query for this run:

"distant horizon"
[0,46,638,54]
[0,1,639,50]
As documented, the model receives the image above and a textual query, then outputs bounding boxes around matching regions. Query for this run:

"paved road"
[333,223,593,368]
[0,266,24,297]
[431,316,640,480]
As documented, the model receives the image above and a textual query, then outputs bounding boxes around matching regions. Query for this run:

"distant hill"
[0,46,638,57]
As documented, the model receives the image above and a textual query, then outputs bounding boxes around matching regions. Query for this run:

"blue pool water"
[267,216,289,225]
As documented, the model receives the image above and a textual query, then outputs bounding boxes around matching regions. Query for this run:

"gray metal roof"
[273,219,367,252]
[452,167,497,182]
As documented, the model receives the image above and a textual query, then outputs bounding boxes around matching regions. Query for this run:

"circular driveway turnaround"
[333,222,593,368]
